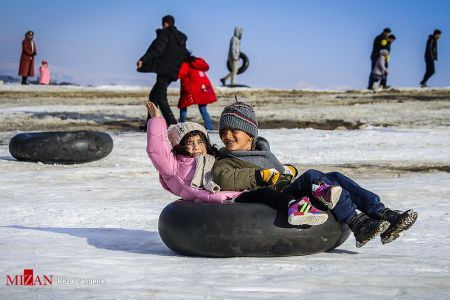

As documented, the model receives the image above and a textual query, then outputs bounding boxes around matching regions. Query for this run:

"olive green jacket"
[211,157,264,192]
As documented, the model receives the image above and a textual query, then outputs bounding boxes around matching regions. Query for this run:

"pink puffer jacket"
[39,65,51,85]
[146,117,241,203]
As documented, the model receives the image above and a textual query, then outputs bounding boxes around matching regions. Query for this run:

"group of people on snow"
[139,15,421,250]
[19,20,442,122]
[368,27,442,90]
[17,15,426,250]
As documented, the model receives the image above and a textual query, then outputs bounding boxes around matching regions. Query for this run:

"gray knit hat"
[168,122,209,146]
[219,101,258,137]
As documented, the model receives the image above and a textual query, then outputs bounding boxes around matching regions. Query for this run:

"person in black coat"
[368,28,391,89]
[137,15,188,130]
[420,29,442,88]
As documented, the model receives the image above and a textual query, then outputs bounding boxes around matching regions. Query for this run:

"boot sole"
[288,213,329,226]
[356,220,390,248]
[381,210,418,244]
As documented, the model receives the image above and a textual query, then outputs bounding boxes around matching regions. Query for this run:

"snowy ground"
[1,127,450,299]
[1,85,450,299]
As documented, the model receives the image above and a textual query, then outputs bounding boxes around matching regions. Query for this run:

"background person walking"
[379,34,396,89]
[137,15,188,131]
[220,27,243,86]
[420,29,442,88]
[18,30,37,85]
[368,28,391,89]
[370,50,389,90]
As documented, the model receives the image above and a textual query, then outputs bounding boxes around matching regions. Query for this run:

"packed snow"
[1,125,450,299]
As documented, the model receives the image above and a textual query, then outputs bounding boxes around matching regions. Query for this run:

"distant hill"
[0,75,19,84]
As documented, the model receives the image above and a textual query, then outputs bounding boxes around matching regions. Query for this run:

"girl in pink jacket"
[145,100,241,203]
[38,60,51,85]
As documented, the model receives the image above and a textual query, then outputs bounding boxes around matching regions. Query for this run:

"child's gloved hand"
[283,164,299,178]
[273,176,292,192]
[256,168,282,186]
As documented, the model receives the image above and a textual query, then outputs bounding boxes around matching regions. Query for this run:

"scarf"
[191,154,221,193]
[218,136,285,173]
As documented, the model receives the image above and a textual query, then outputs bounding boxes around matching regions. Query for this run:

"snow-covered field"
[1,85,450,299]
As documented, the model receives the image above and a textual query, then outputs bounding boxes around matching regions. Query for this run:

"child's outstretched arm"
[145,100,178,177]
[145,100,162,118]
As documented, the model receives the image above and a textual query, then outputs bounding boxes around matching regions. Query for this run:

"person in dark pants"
[368,28,391,89]
[137,15,188,130]
[420,29,442,88]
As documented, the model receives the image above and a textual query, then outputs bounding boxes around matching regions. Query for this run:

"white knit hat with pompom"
[167,122,209,146]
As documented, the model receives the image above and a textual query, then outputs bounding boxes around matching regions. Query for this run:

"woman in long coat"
[19,31,37,85]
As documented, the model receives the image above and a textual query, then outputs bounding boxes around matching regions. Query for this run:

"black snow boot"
[378,208,418,244]
[347,213,390,248]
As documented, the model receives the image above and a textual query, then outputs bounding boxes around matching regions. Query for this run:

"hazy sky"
[1,0,449,89]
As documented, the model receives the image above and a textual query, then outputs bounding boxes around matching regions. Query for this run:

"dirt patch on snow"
[1,86,449,132]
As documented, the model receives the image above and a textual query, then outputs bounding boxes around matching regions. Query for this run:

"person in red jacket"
[18,30,37,85]
[178,54,217,130]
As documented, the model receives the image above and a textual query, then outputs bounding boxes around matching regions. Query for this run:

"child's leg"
[326,172,385,219]
[179,108,187,123]
[371,74,381,89]
[284,169,357,223]
[198,104,213,130]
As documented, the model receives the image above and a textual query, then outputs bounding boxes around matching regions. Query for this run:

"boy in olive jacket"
[212,101,417,248]
[212,101,329,226]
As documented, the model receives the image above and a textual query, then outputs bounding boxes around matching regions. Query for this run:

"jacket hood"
[234,27,243,39]
[189,57,209,71]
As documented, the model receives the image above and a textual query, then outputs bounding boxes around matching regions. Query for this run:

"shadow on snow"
[3,225,175,256]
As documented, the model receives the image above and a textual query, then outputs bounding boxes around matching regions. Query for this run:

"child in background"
[371,49,389,90]
[178,54,216,131]
[38,60,51,85]
[145,100,240,203]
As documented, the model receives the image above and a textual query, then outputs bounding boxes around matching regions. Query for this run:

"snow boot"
[287,197,329,226]
[347,213,390,248]
[312,181,342,209]
[378,208,418,244]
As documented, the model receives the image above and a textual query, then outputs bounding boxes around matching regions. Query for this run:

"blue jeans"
[179,104,213,130]
[284,169,385,223]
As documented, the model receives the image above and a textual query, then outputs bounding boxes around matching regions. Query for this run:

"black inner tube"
[9,131,113,164]
[158,200,351,257]
[227,52,250,75]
